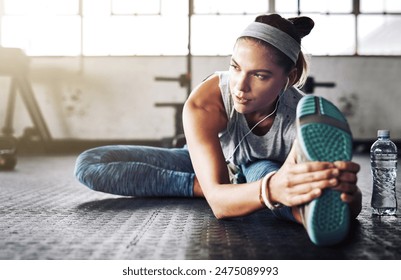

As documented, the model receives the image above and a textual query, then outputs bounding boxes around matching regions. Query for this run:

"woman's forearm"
[199,180,264,219]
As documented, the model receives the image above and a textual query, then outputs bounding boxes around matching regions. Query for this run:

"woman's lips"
[234,94,250,104]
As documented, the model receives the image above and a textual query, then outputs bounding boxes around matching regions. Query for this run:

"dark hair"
[239,14,314,87]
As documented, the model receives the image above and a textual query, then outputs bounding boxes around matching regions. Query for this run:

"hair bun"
[288,16,315,38]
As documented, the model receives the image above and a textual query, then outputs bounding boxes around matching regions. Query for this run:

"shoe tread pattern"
[298,95,352,246]
[300,123,352,162]
[310,190,350,245]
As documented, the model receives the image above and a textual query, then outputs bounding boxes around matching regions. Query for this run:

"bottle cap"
[378,130,390,137]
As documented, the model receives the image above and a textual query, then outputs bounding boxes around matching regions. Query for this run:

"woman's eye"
[254,74,267,80]
[230,64,239,70]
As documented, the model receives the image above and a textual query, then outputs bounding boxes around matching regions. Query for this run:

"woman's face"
[229,38,289,115]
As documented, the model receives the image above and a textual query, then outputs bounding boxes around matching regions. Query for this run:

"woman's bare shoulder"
[183,74,227,133]
[186,74,224,111]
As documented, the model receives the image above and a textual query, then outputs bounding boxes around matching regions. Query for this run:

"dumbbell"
[0,136,17,171]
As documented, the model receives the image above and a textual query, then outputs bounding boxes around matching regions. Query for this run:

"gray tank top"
[217,71,304,166]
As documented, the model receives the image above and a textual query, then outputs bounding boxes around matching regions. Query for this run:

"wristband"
[261,171,283,210]
[259,180,266,207]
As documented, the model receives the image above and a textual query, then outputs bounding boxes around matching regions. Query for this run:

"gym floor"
[1,151,401,260]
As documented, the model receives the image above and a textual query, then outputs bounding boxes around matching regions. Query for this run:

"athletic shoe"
[296,95,353,246]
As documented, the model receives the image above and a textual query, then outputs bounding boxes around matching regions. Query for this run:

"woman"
[75,14,362,246]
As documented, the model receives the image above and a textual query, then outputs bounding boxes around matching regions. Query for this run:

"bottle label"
[374,154,397,160]
[373,159,398,169]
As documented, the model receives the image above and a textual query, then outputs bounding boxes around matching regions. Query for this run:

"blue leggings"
[74,145,295,222]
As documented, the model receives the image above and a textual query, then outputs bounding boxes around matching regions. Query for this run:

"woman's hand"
[268,160,340,207]
[267,140,362,218]
[331,161,360,202]
[332,161,362,218]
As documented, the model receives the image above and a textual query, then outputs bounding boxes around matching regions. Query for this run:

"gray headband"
[239,22,300,63]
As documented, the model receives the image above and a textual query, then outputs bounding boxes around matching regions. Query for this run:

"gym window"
[0,0,400,56]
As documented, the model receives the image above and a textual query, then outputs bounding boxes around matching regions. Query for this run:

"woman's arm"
[183,75,352,220]
[183,74,263,219]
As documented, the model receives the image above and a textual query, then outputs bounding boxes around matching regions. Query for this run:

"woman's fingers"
[275,176,338,206]
[285,162,339,186]
[331,162,359,195]
[270,160,361,207]
[337,171,358,184]
[334,161,360,173]
[289,161,336,174]
[341,192,356,203]
[289,177,338,194]
[332,181,358,195]
[286,188,322,206]
[290,160,359,176]
[288,161,359,192]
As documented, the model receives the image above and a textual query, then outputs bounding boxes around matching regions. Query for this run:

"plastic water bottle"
[370,130,398,215]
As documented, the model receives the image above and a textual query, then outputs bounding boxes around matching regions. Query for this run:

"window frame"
[0,0,400,57]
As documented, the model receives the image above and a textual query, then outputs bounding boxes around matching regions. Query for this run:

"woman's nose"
[234,74,249,94]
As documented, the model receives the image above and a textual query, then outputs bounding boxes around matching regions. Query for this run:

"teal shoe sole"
[306,189,350,246]
[297,95,352,246]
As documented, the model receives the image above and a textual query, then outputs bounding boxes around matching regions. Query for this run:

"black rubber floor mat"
[1,155,401,259]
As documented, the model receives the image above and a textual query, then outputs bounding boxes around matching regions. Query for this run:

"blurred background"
[0,0,400,154]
